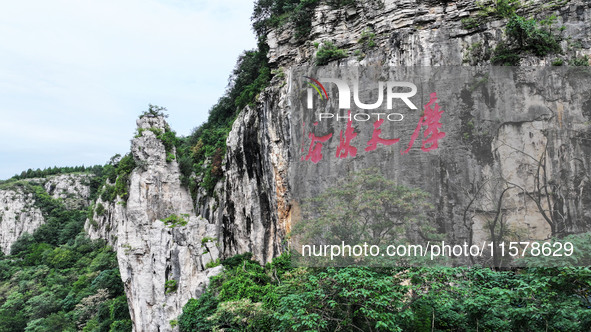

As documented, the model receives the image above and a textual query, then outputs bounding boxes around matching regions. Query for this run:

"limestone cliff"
[0,174,92,255]
[86,116,221,331]
[44,173,93,209]
[0,188,44,255]
[220,0,591,268]
[268,0,590,67]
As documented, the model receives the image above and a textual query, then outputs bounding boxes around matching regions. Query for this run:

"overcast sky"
[0,0,257,180]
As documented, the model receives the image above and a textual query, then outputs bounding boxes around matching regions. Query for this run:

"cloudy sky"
[0,0,256,179]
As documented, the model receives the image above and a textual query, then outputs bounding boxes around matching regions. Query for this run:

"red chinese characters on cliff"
[335,111,358,159]
[401,92,446,155]
[302,92,445,163]
[365,119,400,152]
[302,122,333,164]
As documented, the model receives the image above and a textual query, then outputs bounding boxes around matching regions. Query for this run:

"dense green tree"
[295,169,438,247]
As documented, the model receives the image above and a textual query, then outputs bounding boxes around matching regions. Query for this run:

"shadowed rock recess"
[76,0,590,330]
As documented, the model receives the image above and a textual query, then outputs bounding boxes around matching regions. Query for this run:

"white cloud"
[0,0,257,179]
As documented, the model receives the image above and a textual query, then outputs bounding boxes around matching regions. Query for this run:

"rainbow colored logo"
[304,76,328,100]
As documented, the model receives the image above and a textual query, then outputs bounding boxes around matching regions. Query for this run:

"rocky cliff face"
[283,66,590,259]
[220,94,292,265]
[44,173,93,209]
[0,188,44,255]
[0,174,92,255]
[268,0,591,67]
[86,116,221,331]
[221,0,591,266]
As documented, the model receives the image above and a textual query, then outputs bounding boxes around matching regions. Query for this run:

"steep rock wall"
[0,189,44,254]
[219,0,591,266]
[220,91,292,264]
[44,173,92,209]
[86,116,221,331]
[268,0,591,67]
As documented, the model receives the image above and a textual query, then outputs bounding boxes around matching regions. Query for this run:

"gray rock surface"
[268,0,591,67]
[44,173,92,209]
[0,189,44,254]
[220,0,591,267]
[85,116,221,331]
[85,195,120,246]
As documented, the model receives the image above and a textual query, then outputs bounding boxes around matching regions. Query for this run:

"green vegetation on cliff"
[172,0,363,199]
[492,14,564,65]
[6,166,91,182]
[252,0,358,40]
[175,41,271,197]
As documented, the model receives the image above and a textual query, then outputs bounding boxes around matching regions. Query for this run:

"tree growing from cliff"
[293,168,440,264]
[492,14,564,65]
[140,104,168,119]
